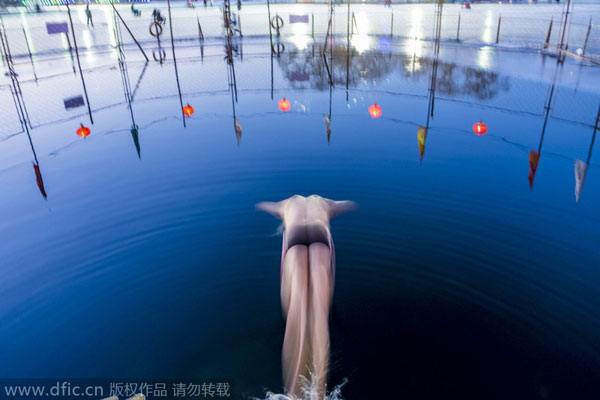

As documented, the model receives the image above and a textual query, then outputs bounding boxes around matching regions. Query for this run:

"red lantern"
[183,104,194,117]
[473,121,487,135]
[369,103,382,119]
[76,123,91,138]
[278,98,291,112]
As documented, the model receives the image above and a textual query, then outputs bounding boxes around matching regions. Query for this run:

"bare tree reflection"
[278,45,509,100]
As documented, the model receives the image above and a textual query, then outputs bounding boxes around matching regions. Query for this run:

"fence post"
[495,14,501,44]
[167,0,186,128]
[543,17,553,49]
[582,17,591,56]
[22,26,37,80]
[197,17,204,41]
[267,0,274,54]
[312,13,314,38]
[562,43,568,63]
[64,31,73,51]
[390,11,393,38]
[111,2,149,62]
[456,12,460,41]
[66,3,93,124]
[0,15,15,65]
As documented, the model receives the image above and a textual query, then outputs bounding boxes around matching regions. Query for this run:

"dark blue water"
[1,40,599,399]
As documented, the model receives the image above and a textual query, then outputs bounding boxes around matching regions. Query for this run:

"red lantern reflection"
[76,123,91,138]
[473,121,488,135]
[369,103,382,119]
[278,98,291,112]
[183,104,194,117]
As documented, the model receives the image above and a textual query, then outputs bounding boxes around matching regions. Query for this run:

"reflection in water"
[167,0,187,128]
[257,195,356,400]
[350,34,371,55]
[234,117,242,145]
[76,124,91,138]
[102,6,117,51]
[368,103,382,119]
[418,0,443,164]
[228,53,242,145]
[33,162,47,199]
[183,104,195,117]
[324,84,332,143]
[528,150,541,189]
[574,105,599,201]
[0,11,599,399]
[114,13,142,158]
[224,3,242,146]
[405,6,424,70]
[290,34,311,52]
[278,98,291,112]
[323,114,331,143]
[574,160,587,202]
[418,125,427,163]
[278,45,510,100]
[481,11,494,44]
[279,44,393,91]
[19,14,39,81]
[1,20,46,198]
[130,127,141,159]
[476,46,493,70]
[529,61,560,189]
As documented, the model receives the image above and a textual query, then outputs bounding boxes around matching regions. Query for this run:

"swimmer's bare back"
[257,195,356,399]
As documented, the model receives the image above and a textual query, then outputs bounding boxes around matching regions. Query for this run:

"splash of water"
[271,223,284,237]
[254,378,348,400]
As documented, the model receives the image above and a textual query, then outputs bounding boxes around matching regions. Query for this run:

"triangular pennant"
[234,117,242,146]
[33,162,47,199]
[323,114,331,143]
[417,126,427,162]
[528,150,540,189]
[130,127,141,159]
[574,160,588,202]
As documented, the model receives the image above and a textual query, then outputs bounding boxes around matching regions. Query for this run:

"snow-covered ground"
[1,3,598,61]
[0,3,598,149]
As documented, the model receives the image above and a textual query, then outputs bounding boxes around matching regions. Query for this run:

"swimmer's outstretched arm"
[325,199,357,218]
[256,201,284,218]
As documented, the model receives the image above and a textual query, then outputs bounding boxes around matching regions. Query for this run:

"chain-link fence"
[0,3,598,61]
[1,45,597,138]
[0,2,598,140]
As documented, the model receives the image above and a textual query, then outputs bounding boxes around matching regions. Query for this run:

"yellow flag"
[418,126,427,162]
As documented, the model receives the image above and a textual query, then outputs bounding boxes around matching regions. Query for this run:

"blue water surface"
[0,36,599,400]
